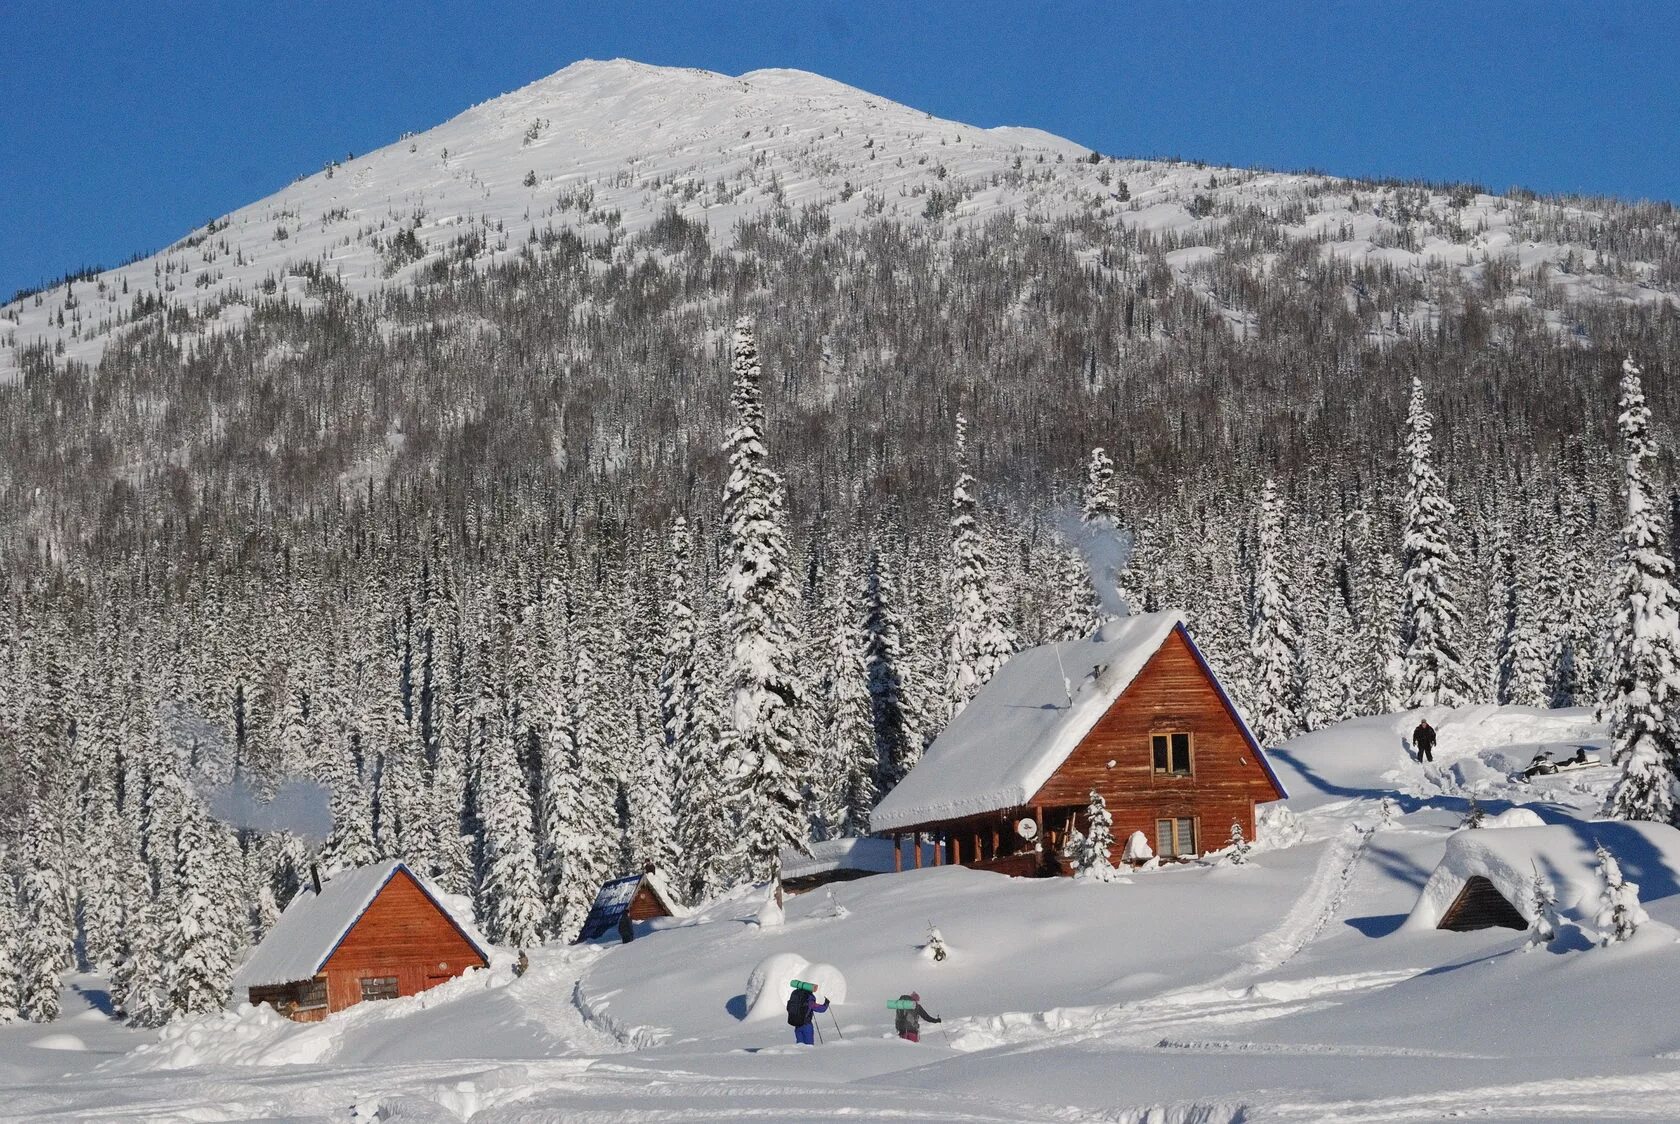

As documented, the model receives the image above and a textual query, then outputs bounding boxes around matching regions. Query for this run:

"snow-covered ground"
[6,704,1679,1121]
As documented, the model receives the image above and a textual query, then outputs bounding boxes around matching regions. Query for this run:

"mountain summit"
[6,58,1671,381]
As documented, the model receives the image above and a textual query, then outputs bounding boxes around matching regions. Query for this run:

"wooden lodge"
[236,860,490,1022]
[870,611,1288,875]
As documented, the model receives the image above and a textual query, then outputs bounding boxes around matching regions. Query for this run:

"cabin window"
[297,979,328,1010]
[359,976,399,1002]
[1151,732,1192,775]
[1156,817,1197,858]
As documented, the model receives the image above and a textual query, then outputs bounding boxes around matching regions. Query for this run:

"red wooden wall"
[1029,626,1284,859]
[319,870,487,1013]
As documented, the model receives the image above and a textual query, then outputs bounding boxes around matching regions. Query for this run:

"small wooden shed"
[870,611,1288,873]
[576,868,686,941]
[236,860,490,1021]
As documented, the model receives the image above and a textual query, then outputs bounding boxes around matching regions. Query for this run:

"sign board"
[576,873,644,941]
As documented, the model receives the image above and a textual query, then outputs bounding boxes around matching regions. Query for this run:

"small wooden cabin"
[576,868,685,941]
[870,612,1288,874]
[236,860,490,1022]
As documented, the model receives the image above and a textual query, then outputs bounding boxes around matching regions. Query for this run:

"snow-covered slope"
[13,704,1680,1121]
[5,58,1675,381]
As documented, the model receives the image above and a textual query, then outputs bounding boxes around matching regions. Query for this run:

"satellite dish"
[1016,817,1039,841]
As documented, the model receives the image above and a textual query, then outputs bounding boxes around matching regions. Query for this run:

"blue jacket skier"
[788,985,829,1045]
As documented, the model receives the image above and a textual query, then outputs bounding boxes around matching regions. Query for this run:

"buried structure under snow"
[1406,821,1680,932]
[869,612,1287,873]
[234,860,491,1022]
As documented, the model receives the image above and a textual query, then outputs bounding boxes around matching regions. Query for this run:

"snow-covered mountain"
[5,57,1675,381]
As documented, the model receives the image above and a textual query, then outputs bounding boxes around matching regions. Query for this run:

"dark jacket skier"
[789,985,829,1045]
[617,911,635,944]
[1412,719,1437,763]
[895,992,941,1042]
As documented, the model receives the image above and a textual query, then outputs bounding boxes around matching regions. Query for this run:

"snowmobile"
[1523,747,1602,779]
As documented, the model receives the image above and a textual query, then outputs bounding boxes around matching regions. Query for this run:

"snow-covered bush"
[1526,870,1559,951]
[1121,830,1154,865]
[921,924,949,963]
[753,881,784,929]
[1226,823,1252,865]
[1594,843,1649,946]
[1071,791,1123,881]
[1460,797,1486,829]
[1257,805,1305,849]
[1377,797,1399,830]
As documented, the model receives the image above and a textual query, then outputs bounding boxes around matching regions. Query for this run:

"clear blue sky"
[3,1,1675,301]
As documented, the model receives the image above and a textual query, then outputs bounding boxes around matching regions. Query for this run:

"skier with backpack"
[787,982,829,1046]
[892,991,941,1043]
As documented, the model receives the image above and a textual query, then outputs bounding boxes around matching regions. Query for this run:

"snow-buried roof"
[1405,821,1680,930]
[872,611,1200,833]
[234,860,490,989]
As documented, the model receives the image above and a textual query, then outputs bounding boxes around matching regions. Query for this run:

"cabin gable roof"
[234,860,490,990]
[876,612,1211,832]
[1026,626,1289,808]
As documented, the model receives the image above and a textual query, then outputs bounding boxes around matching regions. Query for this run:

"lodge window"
[297,978,328,1010]
[1152,732,1192,775]
[1156,817,1197,858]
[359,976,399,1002]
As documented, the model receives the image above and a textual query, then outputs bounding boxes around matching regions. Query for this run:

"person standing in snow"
[788,984,828,1045]
[894,992,941,1042]
[617,911,635,944]
[1412,718,1437,763]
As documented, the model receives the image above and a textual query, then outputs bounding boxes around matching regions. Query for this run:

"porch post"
[894,834,903,873]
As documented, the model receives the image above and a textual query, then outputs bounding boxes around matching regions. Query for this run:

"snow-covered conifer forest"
[3,60,1680,1120]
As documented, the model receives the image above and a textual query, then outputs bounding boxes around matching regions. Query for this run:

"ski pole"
[830,1008,845,1040]
[814,1018,824,1045]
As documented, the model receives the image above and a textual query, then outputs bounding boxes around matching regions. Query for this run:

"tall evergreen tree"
[941,416,1017,719]
[165,783,235,1019]
[863,548,923,796]
[1604,356,1680,823]
[0,864,19,1023]
[1399,376,1472,708]
[717,318,810,882]
[17,808,72,1023]
[1249,479,1307,744]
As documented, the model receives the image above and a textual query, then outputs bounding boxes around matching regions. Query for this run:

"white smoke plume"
[1054,508,1135,618]
[205,777,333,841]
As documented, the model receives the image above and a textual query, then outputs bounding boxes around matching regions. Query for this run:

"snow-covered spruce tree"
[17,809,72,1023]
[863,547,923,797]
[812,556,876,838]
[1399,377,1472,708]
[0,866,19,1023]
[1073,790,1121,881]
[1594,842,1648,945]
[476,705,545,949]
[656,518,706,868]
[1249,479,1307,744]
[1604,356,1680,823]
[717,318,811,884]
[1226,823,1252,865]
[672,641,733,905]
[165,782,235,1020]
[535,657,594,940]
[940,415,1016,720]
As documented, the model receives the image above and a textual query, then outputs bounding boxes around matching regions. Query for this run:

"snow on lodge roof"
[1405,821,1680,930]
[872,611,1273,833]
[234,860,490,990]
